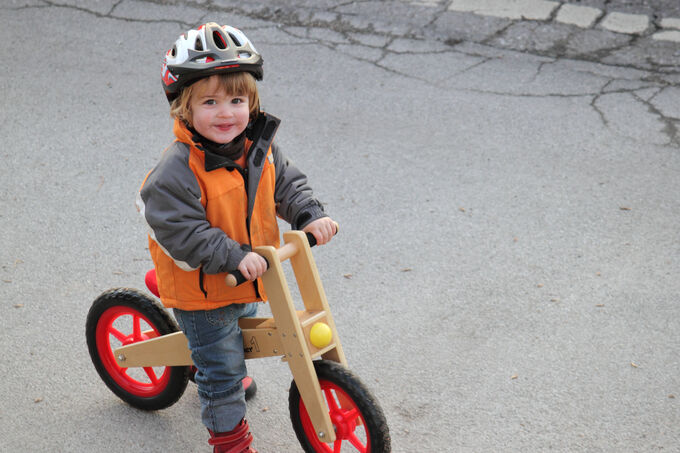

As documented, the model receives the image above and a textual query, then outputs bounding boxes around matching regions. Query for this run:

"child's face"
[189,76,250,144]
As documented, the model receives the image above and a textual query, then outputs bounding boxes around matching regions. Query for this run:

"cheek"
[237,107,250,125]
[191,108,209,126]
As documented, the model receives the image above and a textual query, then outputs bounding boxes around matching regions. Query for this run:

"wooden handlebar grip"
[225,223,338,287]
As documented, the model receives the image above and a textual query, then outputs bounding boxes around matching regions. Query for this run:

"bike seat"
[145,269,160,298]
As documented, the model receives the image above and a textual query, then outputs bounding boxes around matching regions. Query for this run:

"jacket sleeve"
[271,142,327,229]
[137,144,248,274]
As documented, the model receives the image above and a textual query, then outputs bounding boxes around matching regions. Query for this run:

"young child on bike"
[137,22,336,453]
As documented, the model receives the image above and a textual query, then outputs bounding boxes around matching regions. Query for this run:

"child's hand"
[238,252,268,281]
[303,217,337,246]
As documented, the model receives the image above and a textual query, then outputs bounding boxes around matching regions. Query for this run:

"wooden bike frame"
[112,231,347,443]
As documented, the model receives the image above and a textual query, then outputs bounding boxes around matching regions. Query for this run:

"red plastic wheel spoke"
[133,315,142,340]
[324,388,340,412]
[144,367,159,384]
[332,439,343,453]
[348,432,367,451]
[109,327,127,343]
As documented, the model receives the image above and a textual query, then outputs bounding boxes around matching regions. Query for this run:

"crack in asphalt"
[632,89,680,147]
[590,93,609,128]
[7,0,194,27]
[5,0,677,146]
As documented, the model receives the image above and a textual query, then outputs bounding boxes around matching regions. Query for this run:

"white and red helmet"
[161,22,263,102]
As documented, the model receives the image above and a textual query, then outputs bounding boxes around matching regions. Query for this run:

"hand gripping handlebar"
[225,224,337,287]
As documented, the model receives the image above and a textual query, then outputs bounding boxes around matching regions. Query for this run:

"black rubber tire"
[289,360,391,452]
[86,288,190,411]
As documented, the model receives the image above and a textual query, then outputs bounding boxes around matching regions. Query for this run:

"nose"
[216,103,234,118]
[217,109,232,119]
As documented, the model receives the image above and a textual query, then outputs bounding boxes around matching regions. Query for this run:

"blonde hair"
[169,72,260,125]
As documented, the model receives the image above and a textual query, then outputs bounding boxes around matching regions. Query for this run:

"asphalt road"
[1,1,678,452]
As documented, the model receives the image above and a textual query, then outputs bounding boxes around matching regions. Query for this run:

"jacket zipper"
[198,268,208,298]
[236,165,262,299]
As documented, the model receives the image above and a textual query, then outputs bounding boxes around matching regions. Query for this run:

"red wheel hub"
[299,380,370,453]
[95,306,170,397]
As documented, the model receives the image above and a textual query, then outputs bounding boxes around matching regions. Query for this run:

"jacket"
[137,113,326,310]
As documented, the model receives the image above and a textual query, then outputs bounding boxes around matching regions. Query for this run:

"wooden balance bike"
[86,230,391,452]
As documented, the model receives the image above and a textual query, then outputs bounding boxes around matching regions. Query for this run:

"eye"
[231,97,247,104]
[204,99,216,105]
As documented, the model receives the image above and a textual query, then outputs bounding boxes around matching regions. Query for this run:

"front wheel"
[289,360,391,452]
[86,288,190,410]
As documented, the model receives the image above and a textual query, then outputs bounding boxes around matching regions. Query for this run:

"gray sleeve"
[271,142,327,230]
[138,144,248,274]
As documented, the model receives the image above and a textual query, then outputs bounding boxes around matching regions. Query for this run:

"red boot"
[208,419,257,453]
[242,376,257,401]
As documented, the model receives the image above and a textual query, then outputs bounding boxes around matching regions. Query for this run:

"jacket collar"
[204,149,241,172]
[172,113,281,173]
[173,119,247,172]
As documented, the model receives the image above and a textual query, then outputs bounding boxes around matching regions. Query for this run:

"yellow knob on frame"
[309,322,333,349]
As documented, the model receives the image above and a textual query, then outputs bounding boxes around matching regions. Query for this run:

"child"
[137,22,336,453]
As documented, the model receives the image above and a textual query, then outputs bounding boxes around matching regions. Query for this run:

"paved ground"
[1,1,678,452]
[139,0,680,71]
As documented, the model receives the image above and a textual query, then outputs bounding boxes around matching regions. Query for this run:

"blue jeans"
[173,302,258,433]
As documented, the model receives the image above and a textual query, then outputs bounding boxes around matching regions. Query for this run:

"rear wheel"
[289,360,390,452]
[86,288,189,410]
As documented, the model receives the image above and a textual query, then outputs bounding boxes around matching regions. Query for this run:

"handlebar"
[225,225,336,287]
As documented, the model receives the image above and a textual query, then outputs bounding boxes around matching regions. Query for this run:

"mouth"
[215,124,234,132]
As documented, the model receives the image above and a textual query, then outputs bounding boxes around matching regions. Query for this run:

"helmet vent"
[213,31,228,49]
[195,37,203,51]
[229,33,245,47]
[171,45,177,57]
[228,33,243,47]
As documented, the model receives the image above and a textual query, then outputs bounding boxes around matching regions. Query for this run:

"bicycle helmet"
[161,22,263,102]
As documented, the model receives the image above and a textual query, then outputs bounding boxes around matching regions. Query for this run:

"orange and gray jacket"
[137,113,326,310]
